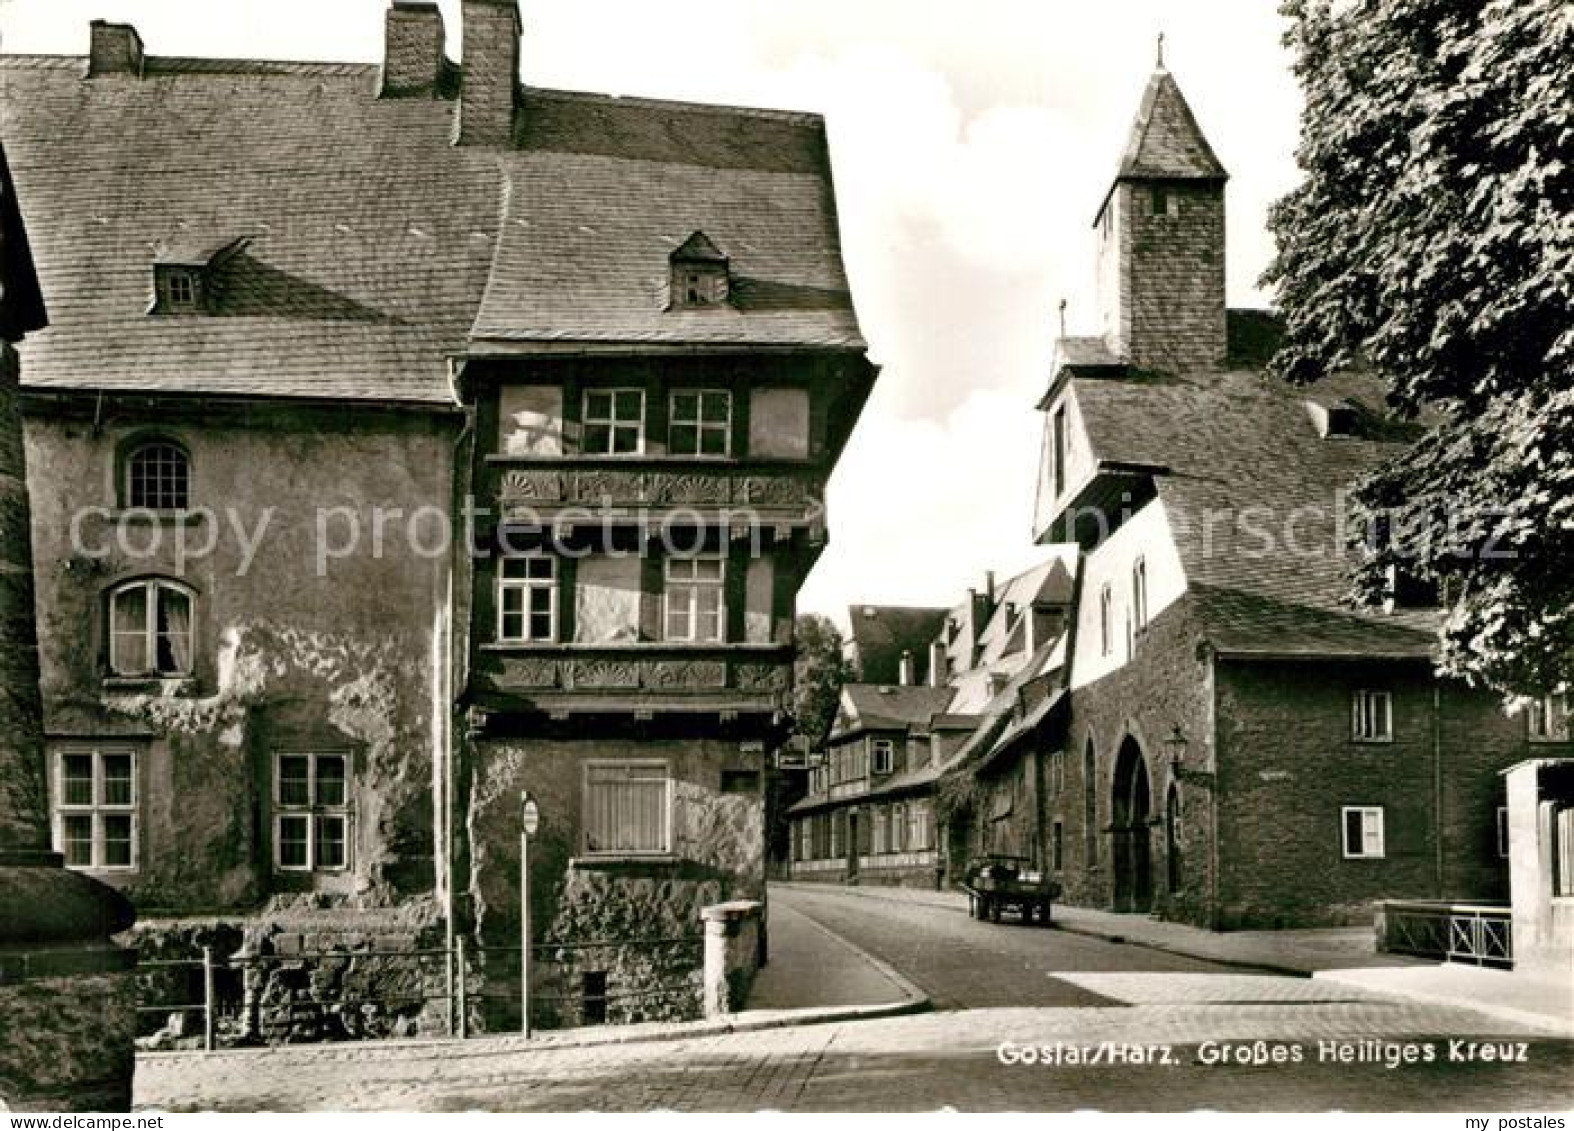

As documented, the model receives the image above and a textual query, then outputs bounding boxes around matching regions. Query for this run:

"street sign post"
[520,791,540,1038]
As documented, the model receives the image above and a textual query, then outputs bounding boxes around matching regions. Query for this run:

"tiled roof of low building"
[837,684,956,736]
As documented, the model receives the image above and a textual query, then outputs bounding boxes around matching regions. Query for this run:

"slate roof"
[1095,67,1227,224]
[471,89,864,351]
[838,684,955,735]
[847,604,950,685]
[0,49,864,401]
[0,55,501,403]
[1067,365,1440,658]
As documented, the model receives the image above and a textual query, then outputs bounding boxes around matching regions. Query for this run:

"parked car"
[962,855,1060,925]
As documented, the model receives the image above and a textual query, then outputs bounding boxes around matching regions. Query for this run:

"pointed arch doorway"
[1111,737,1153,912]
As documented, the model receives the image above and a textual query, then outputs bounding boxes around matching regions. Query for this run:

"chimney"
[455,0,521,146]
[928,642,949,688]
[381,2,448,98]
[985,571,997,606]
[898,650,915,687]
[87,21,144,77]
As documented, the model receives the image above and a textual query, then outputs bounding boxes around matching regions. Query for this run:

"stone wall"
[464,732,764,1031]
[129,901,449,1049]
[1053,594,1217,923]
[1217,659,1527,928]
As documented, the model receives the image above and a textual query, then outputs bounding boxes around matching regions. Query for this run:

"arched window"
[123,441,190,511]
[1132,557,1149,632]
[1166,784,1183,893]
[1083,738,1098,868]
[108,579,194,677]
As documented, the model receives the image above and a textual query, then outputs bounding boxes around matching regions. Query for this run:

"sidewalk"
[1313,964,1574,1037]
[773,880,1412,976]
[748,897,925,1011]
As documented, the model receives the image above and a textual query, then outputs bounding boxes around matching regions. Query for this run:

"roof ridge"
[523,84,825,129]
[0,52,378,76]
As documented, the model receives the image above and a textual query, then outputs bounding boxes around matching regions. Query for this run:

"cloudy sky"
[0,0,1304,626]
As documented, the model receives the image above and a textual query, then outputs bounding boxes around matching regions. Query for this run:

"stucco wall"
[23,405,455,913]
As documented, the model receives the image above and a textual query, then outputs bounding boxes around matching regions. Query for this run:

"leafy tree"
[1264,0,1573,696]
[791,612,852,745]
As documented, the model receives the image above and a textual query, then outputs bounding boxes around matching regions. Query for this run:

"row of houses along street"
[0,0,1568,1114]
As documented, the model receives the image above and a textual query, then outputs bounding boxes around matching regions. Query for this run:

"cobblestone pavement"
[137,1001,1573,1112]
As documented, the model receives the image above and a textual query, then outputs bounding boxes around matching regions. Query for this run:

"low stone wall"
[129,905,449,1049]
[701,899,763,1018]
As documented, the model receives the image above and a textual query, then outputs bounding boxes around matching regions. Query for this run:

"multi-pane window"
[1528,693,1569,742]
[497,555,556,643]
[908,802,930,851]
[669,391,731,457]
[53,746,137,870]
[665,557,725,642]
[275,752,350,872]
[109,579,194,677]
[1341,806,1385,859]
[582,389,645,455]
[125,442,190,511]
[871,738,895,775]
[1099,584,1113,656]
[584,762,671,855]
[891,804,906,852]
[1352,690,1393,742]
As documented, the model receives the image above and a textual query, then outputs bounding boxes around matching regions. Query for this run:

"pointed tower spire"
[1093,59,1229,374]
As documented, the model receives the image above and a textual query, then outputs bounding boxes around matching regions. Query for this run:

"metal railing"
[136,933,704,1051]
[1380,900,1513,968]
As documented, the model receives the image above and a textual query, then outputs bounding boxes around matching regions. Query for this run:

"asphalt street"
[774,881,1234,1009]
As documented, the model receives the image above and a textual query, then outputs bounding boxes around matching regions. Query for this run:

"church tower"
[1093,54,1228,373]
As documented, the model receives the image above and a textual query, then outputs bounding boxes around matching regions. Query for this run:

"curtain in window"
[157,586,192,674]
[111,584,149,674]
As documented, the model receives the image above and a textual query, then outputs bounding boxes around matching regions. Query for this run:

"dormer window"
[149,236,249,316]
[668,231,730,310]
[154,266,203,314]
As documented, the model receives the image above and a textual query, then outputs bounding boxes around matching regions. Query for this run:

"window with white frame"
[582,388,645,455]
[1132,557,1149,632]
[497,555,557,643]
[1341,806,1385,859]
[908,802,929,851]
[891,803,905,852]
[583,761,671,855]
[1099,584,1113,657]
[669,390,732,457]
[1352,690,1394,742]
[108,579,194,677]
[1528,692,1569,742]
[52,745,138,870]
[871,738,895,775]
[274,752,350,872]
[872,807,888,854]
[829,811,841,858]
[1497,806,1510,859]
[124,441,190,511]
[665,557,725,642]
